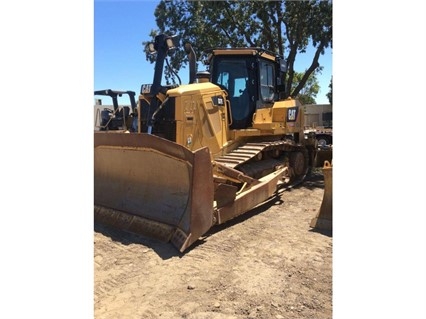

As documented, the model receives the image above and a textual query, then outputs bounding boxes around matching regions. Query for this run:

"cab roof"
[205,48,280,64]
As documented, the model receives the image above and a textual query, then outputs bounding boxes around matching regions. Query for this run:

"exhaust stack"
[184,42,197,84]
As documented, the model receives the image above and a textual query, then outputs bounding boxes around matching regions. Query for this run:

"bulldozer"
[94,34,318,252]
[94,89,137,131]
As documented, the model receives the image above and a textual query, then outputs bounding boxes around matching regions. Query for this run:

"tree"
[144,0,332,98]
[292,71,320,105]
[326,77,332,105]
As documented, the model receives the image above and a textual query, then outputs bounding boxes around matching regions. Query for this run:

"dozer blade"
[94,132,214,252]
[310,160,332,231]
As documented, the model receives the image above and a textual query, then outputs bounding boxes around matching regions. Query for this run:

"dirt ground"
[94,170,332,319]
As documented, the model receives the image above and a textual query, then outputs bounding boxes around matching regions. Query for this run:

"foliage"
[326,77,332,105]
[143,0,332,98]
[292,70,320,104]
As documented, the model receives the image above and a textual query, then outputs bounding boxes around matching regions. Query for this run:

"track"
[214,139,310,184]
[214,140,301,169]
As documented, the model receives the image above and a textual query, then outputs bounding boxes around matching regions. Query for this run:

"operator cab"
[207,48,286,129]
[94,89,137,131]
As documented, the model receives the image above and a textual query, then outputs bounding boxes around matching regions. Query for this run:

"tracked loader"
[94,34,318,252]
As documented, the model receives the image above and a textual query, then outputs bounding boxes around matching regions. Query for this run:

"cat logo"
[286,106,299,122]
[141,84,152,94]
[212,95,225,106]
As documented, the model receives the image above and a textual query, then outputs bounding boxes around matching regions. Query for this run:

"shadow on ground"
[309,227,332,237]
[94,222,181,260]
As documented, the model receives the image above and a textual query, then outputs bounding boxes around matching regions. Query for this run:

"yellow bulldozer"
[94,34,321,252]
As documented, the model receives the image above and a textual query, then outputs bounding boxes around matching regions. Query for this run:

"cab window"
[260,61,275,102]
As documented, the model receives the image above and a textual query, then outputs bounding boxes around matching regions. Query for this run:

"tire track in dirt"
[94,171,332,319]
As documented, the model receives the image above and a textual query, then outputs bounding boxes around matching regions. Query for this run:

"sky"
[94,0,332,105]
